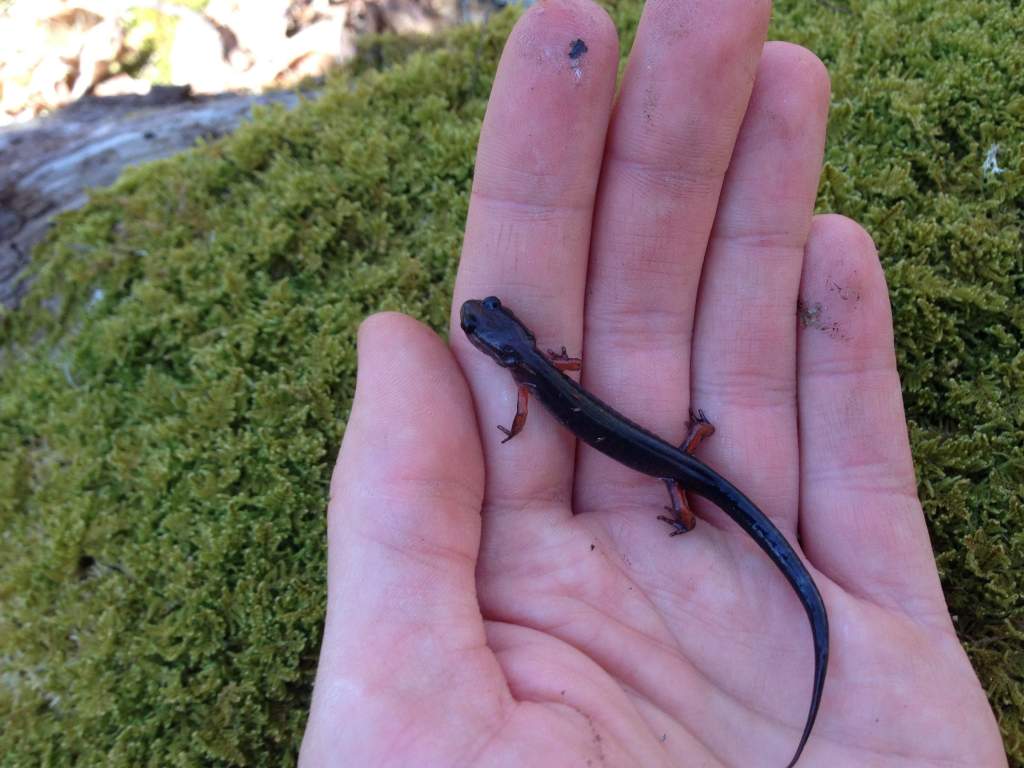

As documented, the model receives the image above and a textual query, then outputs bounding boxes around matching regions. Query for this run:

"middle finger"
[576,0,772,516]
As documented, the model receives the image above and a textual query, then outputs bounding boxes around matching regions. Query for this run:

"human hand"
[300,1,1006,765]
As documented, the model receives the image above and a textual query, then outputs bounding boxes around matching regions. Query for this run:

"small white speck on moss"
[61,362,78,388]
[982,144,1005,175]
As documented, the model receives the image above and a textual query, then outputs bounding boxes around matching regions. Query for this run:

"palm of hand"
[461,496,993,767]
[300,1,1004,766]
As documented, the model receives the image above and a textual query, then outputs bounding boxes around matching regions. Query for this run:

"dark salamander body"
[460,296,828,768]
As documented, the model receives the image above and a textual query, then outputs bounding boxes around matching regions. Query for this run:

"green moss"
[1,1,1021,764]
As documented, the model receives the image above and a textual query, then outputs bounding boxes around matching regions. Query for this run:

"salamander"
[460,295,828,768]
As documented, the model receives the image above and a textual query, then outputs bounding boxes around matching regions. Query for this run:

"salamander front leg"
[657,478,696,535]
[497,384,530,443]
[546,346,582,372]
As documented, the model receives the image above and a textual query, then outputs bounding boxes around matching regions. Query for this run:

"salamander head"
[460,297,536,367]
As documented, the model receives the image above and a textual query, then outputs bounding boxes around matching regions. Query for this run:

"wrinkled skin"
[300,1,1006,766]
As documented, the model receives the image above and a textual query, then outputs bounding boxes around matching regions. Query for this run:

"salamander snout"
[459,298,483,335]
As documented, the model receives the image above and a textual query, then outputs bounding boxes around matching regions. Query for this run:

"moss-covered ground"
[1,0,1021,764]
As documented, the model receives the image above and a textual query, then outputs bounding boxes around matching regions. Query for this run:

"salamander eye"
[482,296,502,310]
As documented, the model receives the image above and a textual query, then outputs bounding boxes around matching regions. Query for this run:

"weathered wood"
[0,86,305,309]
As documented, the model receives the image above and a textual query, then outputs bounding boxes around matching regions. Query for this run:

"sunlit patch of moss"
[1,1,1021,764]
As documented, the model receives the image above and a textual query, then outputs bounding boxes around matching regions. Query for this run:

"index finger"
[451,1,618,510]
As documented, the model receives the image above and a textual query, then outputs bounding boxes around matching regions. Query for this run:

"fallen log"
[0,85,305,308]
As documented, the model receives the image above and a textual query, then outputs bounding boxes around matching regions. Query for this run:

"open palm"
[300,1,1004,765]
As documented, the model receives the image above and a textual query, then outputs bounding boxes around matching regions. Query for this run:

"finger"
[303,313,500,760]
[796,215,950,627]
[576,0,771,518]
[687,43,831,533]
[451,0,619,515]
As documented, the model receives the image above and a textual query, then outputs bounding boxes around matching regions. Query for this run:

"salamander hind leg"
[657,479,696,536]
[681,409,715,455]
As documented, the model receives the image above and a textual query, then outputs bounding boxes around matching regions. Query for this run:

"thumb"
[302,312,493,763]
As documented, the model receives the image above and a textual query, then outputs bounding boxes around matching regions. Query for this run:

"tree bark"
[0,86,305,309]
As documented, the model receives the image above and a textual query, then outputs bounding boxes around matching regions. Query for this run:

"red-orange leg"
[546,346,582,372]
[657,479,696,535]
[497,384,530,443]
[681,408,715,454]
